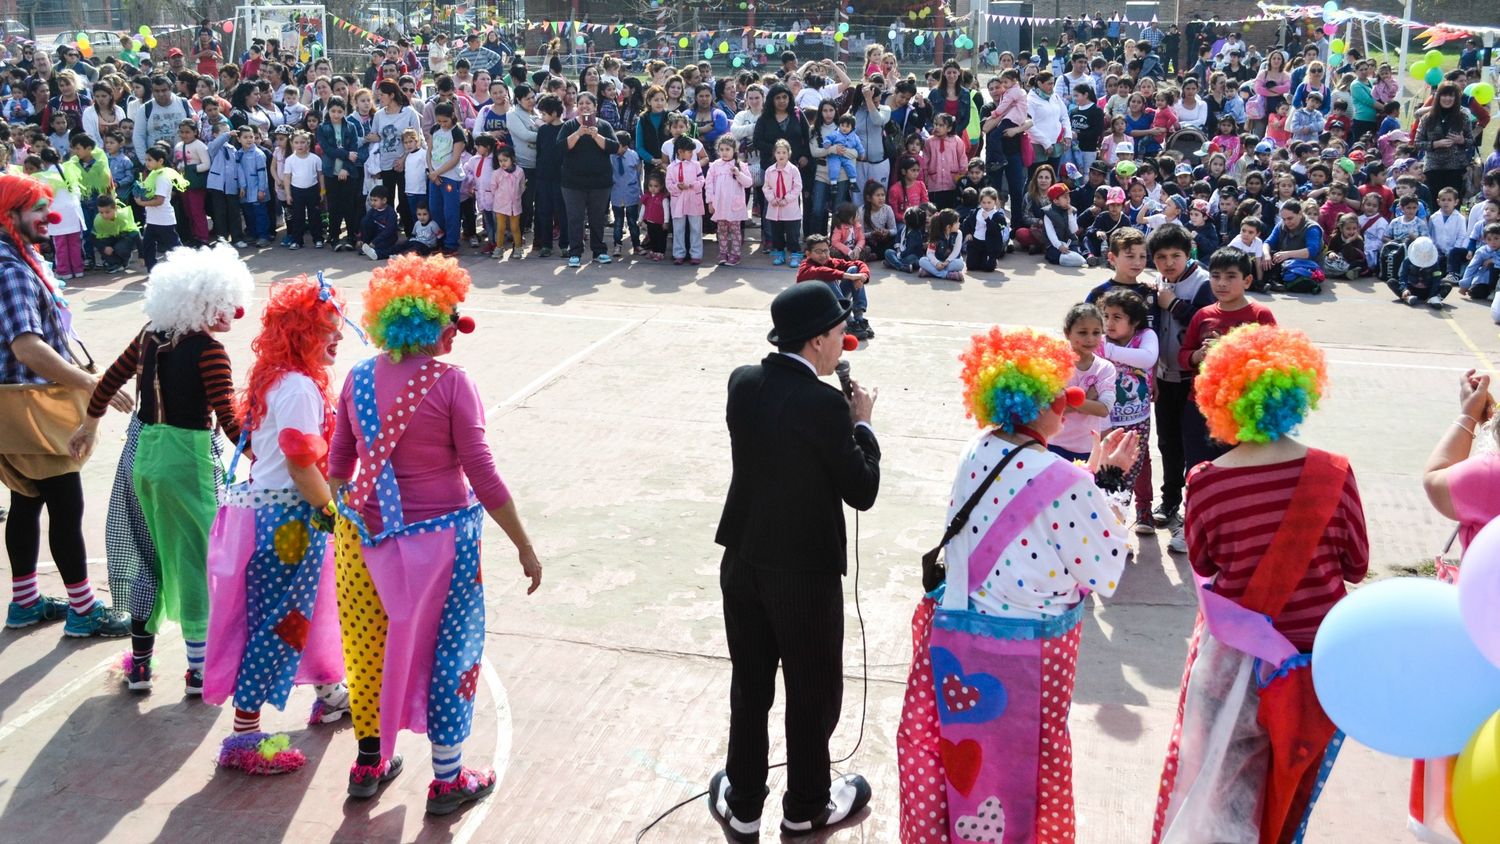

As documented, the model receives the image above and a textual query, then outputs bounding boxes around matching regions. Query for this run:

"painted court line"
[486,318,645,415]
[0,652,139,745]
[454,656,514,844]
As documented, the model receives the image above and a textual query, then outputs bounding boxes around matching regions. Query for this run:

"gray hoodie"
[506,106,539,169]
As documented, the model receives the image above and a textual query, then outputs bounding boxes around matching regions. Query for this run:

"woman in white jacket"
[730,85,765,218]
[1026,71,1073,177]
[81,82,126,148]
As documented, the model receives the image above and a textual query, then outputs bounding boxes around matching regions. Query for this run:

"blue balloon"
[1313,578,1500,758]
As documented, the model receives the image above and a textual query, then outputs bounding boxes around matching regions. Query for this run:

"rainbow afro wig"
[959,327,1076,432]
[361,254,471,361]
[1194,324,1327,445]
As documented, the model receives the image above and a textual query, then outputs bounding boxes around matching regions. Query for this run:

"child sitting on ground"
[359,185,399,260]
[920,207,966,281]
[885,205,929,273]
[1041,182,1086,267]
[796,233,875,341]
[394,204,441,255]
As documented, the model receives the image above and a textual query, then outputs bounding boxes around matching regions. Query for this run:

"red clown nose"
[233,306,245,320]
[46,211,61,225]
[1063,386,1086,407]
[455,315,476,334]
[842,333,859,351]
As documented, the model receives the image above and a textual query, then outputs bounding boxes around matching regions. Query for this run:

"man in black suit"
[707,283,880,841]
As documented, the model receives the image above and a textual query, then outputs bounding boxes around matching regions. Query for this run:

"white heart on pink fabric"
[955,795,1006,843]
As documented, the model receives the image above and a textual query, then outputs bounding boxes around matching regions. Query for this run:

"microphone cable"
[634,511,869,842]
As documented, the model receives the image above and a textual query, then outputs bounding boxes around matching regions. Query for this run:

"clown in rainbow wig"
[202,274,358,775]
[70,243,251,696]
[1152,325,1369,844]
[329,255,543,815]
[898,327,1138,844]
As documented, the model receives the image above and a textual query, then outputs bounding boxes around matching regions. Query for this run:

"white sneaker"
[706,770,760,843]
[1427,295,1444,307]
[1168,527,1187,554]
[780,773,872,836]
[1134,519,1157,536]
[361,243,379,261]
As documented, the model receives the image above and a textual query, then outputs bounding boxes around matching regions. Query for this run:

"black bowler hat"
[767,283,851,346]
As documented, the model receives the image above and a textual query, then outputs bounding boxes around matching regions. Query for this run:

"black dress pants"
[1156,378,1191,514]
[720,548,844,823]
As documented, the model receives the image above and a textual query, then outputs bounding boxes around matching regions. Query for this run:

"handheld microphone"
[836,334,858,398]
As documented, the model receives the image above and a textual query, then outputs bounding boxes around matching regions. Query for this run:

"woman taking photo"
[558,92,620,268]
[1416,81,1478,199]
[897,327,1133,843]
[365,79,422,234]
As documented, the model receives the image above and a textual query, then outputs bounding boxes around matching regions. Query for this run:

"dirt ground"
[1,238,1491,842]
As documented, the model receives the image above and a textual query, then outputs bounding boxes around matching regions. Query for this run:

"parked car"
[52,29,125,60]
[0,19,29,40]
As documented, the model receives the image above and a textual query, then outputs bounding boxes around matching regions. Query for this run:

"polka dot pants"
[231,501,331,713]
[336,515,388,741]
[897,598,1084,844]
[426,516,486,749]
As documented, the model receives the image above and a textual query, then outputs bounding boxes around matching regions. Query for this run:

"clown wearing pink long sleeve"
[328,255,542,817]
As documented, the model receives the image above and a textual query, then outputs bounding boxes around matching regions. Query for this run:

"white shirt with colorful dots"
[941,428,1129,619]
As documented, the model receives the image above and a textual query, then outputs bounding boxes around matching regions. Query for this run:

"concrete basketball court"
[1,239,1492,843]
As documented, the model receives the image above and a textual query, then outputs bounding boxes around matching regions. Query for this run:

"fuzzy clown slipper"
[216,732,307,775]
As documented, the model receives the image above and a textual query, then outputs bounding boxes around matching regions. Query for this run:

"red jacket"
[796,256,869,284]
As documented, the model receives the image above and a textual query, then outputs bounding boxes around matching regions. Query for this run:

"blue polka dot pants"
[233,501,331,713]
[427,516,486,749]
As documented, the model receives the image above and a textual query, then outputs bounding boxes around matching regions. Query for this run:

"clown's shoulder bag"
[920,435,1035,593]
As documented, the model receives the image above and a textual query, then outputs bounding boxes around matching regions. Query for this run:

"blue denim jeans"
[809,180,854,236]
[428,178,463,250]
[241,200,269,240]
[612,204,641,250]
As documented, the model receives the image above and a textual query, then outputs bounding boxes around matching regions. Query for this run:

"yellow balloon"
[787,33,796,44]
[76,33,89,46]
[678,36,689,48]
[834,31,844,41]
[145,35,157,49]
[1456,711,1500,842]
[718,41,728,53]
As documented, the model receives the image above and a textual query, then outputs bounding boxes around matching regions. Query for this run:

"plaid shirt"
[0,237,71,385]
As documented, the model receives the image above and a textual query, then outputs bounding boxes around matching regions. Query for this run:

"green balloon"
[913,34,924,45]
[1425,49,1443,64]
[1410,60,1431,81]
[766,43,776,54]
[704,48,714,59]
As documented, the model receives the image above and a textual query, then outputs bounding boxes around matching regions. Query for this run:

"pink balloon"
[223,20,234,34]
[1323,23,1338,35]
[1460,519,1500,669]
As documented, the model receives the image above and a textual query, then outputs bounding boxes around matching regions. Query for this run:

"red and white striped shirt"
[1185,454,1369,651]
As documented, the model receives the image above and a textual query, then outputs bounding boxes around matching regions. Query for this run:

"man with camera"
[708,283,880,840]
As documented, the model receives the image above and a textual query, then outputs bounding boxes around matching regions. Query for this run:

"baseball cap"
[1255,139,1275,154]
[1319,149,1339,160]
[1175,163,1193,176]
[1046,183,1070,201]
[1115,140,1134,154]
[1064,163,1082,182]
[1105,187,1126,205]
[1115,160,1138,177]
[1089,160,1111,174]
[167,47,184,57]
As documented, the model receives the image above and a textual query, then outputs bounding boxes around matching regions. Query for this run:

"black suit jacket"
[714,353,881,575]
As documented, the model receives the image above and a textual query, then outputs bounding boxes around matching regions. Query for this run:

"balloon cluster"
[1409,49,1455,89]
[75,32,92,59]
[1467,82,1497,106]
[1312,518,1500,841]
[137,24,157,50]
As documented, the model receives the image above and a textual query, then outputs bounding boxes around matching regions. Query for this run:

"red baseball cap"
[167,47,184,57]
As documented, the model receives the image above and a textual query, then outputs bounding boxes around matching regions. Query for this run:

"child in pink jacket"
[664,135,706,264]
[705,136,753,266]
[489,146,526,258]
[761,138,805,267]
[922,113,969,210]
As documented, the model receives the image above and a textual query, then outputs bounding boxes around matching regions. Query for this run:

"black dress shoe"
[780,773,872,837]
[707,770,760,843]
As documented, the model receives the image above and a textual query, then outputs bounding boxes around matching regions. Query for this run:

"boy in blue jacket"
[234,125,271,246]
[204,127,243,245]
[360,185,400,259]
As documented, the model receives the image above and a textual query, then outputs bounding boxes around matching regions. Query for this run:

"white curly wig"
[141,243,254,337]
